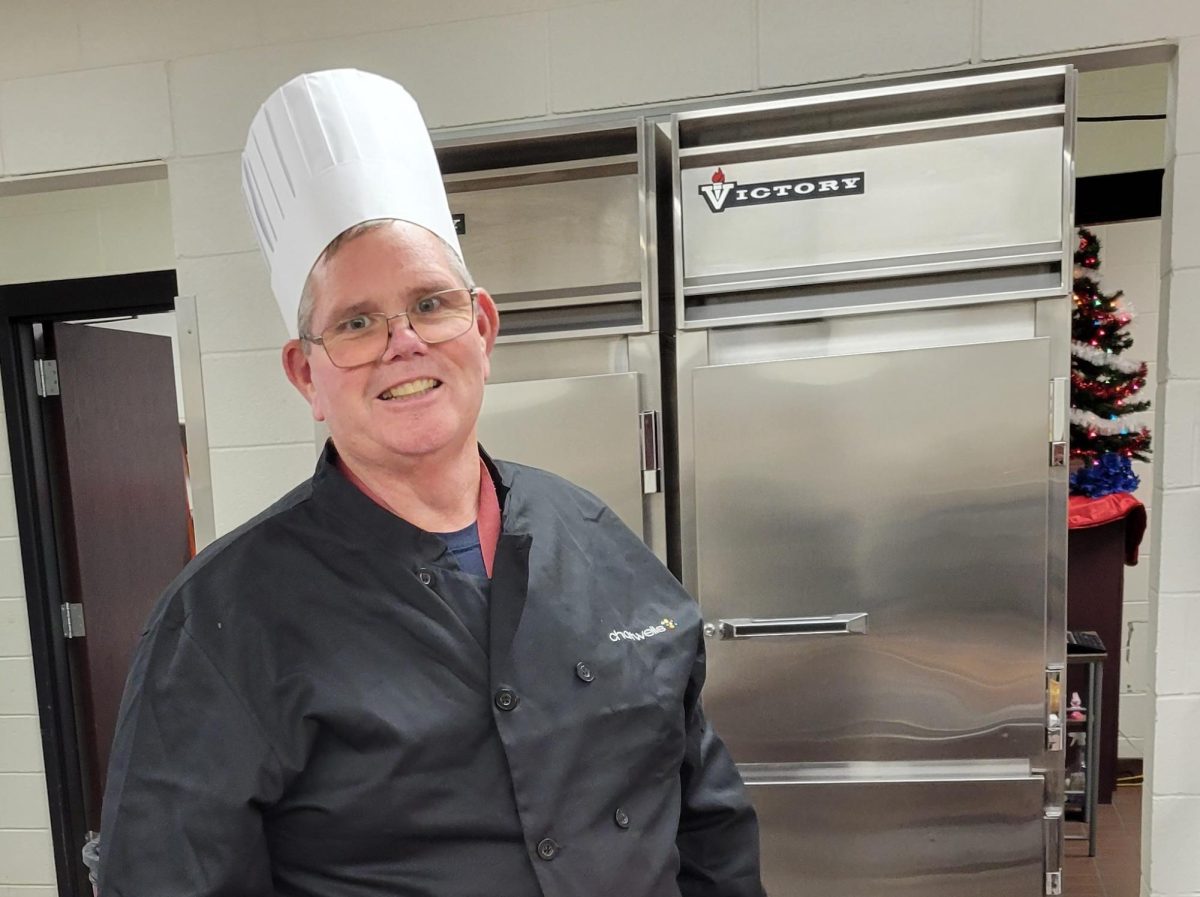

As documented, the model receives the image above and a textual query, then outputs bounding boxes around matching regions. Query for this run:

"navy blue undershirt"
[435,521,487,578]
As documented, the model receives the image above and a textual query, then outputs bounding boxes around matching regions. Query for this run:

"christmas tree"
[1069,228,1152,497]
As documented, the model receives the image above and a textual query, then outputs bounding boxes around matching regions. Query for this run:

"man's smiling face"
[283,220,499,471]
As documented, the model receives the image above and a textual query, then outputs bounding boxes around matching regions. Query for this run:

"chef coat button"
[536,838,559,861]
[574,661,594,683]
[614,808,630,829]
[417,568,433,586]
[494,688,519,711]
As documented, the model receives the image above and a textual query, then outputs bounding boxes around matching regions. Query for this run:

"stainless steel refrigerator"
[670,67,1074,896]
[436,120,671,561]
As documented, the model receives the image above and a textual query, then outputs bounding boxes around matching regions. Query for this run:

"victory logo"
[698,167,866,213]
[698,168,736,213]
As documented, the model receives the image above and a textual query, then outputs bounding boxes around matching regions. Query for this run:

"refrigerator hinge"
[61,603,86,639]
[639,411,662,494]
[1043,806,1064,895]
[1049,376,1067,467]
[34,359,60,397]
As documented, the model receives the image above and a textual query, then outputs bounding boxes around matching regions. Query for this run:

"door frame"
[0,270,177,895]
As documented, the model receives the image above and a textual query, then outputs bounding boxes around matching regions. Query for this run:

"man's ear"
[475,288,500,355]
[282,339,326,421]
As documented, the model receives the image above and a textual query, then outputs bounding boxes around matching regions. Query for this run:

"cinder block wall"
[2,3,1200,894]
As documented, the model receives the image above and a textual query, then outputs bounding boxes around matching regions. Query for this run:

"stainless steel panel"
[479,372,644,536]
[675,303,1042,600]
[679,127,1064,284]
[749,776,1045,897]
[693,339,1051,762]
[489,336,629,385]
[450,175,641,298]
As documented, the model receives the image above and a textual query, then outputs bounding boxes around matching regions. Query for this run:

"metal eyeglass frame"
[302,288,479,369]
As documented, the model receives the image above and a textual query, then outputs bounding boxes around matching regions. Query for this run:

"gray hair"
[297,219,474,344]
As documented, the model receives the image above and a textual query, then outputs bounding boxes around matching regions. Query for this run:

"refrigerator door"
[692,338,1051,763]
[479,372,645,536]
[749,774,1046,897]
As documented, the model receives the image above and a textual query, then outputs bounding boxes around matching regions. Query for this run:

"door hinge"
[1049,377,1067,467]
[639,411,662,495]
[34,359,60,397]
[61,603,86,639]
[1044,806,1063,895]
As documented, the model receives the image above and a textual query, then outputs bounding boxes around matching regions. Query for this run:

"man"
[96,69,763,897]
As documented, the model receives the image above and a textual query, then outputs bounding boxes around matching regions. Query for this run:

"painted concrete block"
[0,63,172,174]
[0,477,16,539]
[201,351,314,449]
[0,657,37,715]
[1157,489,1200,594]
[255,0,548,45]
[0,717,44,773]
[0,830,55,886]
[171,13,547,157]
[761,0,974,88]
[0,540,23,600]
[168,154,258,258]
[0,599,31,658]
[1156,592,1200,695]
[1158,380,1200,489]
[1168,153,1200,273]
[1175,37,1200,158]
[1148,795,1200,894]
[550,0,755,111]
[209,443,318,536]
[1154,695,1200,795]
[76,0,263,70]
[178,252,286,354]
[0,0,82,82]
[1164,268,1200,380]
[0,774,50,829]
[982,1,1200,60]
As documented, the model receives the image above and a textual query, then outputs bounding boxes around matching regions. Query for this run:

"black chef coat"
[98,442,763,897]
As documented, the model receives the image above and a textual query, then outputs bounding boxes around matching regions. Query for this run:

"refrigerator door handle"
[705,613,869,639]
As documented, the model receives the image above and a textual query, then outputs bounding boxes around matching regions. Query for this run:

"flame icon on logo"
[711,168,726,184]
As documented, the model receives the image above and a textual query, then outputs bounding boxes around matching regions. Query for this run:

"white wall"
[1087,219,1163,761]
[2,2,1200,895]
[0,388,56,893]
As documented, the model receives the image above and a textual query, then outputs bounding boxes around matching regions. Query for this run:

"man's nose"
[381,313,426,358]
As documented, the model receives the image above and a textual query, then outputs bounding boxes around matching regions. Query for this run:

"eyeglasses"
[304,288,478,369]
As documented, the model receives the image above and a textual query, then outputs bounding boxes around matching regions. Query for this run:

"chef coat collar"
[311,440,513,557]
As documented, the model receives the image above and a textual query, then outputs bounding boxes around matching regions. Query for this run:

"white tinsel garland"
[1070,407,1143,436]
[1071,341,1145,374]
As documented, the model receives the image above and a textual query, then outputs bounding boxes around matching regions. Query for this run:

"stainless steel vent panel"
[680,127,1063,286]
[450,174,642,301]
[749,776,1044,897]
[692,338,1051,763]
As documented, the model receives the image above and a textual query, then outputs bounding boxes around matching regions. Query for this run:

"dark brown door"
[47,322,192,828]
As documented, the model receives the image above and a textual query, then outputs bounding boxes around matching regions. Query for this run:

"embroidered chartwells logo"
[698,167,866,213]
[610,619,677,643]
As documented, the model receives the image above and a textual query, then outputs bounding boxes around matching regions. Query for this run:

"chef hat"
[240,69,462,338]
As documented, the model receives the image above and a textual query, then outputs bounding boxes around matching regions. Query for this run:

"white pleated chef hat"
[240,69,462,338]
